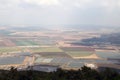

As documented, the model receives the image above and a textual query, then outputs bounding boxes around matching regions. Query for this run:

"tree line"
[0,66,120,80]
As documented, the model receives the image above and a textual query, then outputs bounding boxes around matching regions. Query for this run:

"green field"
[0,47,21,53]
[66,51,93,57]
[0,30,12,36]
[31,47,63,52]
[15,40,39,46]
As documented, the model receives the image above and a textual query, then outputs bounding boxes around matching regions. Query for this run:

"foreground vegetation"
[0,66,120,80]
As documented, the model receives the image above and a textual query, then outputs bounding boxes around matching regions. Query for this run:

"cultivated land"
[0,27,120,70]
[0,47,21,53]
[31,47,63,52]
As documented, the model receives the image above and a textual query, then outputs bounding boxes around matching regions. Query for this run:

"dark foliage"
[0,66,120,80]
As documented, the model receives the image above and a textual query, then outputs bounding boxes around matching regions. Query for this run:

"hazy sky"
[0,0,120,27]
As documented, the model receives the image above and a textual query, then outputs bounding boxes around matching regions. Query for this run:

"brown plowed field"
[3,39,16,47]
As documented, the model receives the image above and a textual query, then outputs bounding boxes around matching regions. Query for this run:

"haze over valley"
[0,0,120,78]
[0,26,119,71]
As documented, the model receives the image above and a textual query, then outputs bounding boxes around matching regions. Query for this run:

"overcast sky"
[0,0,120,27]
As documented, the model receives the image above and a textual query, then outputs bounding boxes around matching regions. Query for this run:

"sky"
[0,0,120,27]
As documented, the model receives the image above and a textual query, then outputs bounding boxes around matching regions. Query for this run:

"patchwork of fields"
[0,46,95,59]
[0,28,120,70]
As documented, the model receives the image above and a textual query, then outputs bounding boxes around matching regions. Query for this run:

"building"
[31,65,59,72]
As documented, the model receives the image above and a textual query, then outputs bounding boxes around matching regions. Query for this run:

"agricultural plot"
[31,47,63,52]
[67,62,85,68]
[50,57,73,65]
[96,51,120,59]
[0,47,21,53]
[0,39,16,47]
[38,40,56,46]
[66,51,93,57]
[0,30,11,36]
[0,56,25,65]
[60,47,94,58]
[14,40,39,46]
[35,57,53,64]
[36,52,71,58]
[0,42,6,47]
[60,47,94,51]
[16,52,31,56]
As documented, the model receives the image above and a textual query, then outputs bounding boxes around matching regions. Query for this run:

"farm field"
[60,47,94,51]
[35,52,71,58]
[60,47,95,58]
[35,57,53,64]
[66,51,93,57]
[31,47,63,52]
[0,56,25,65]
[0,46,94,58]
[32,47,95,58]
[0,30,11,35]
[0,39,16,47]
[0,47,21,53]
[14,40,39,46]
[68,62,85,68]
[96,51,120,59]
